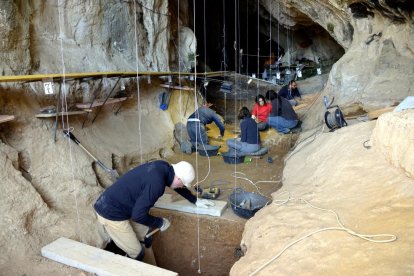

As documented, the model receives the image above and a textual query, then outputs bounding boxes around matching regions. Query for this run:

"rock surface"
[231,115,414,275]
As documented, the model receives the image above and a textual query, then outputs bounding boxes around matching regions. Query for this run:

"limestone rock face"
[260,0,414,113]
[178,26,197,71]
[0,1,31,74]
[0,0,172,74]
[371,109,414,178]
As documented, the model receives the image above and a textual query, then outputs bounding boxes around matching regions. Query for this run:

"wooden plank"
[41,237,177,276]
[0,115,15,123]
[293,103,308,111]
[154,194,227,217]
[0,71,231,83]
[35,111,87,118]
[76,97,128,109]
[367,106,395,120]
[160,83,194,91]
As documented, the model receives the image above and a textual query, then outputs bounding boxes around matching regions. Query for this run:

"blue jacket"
[241,117,260,145]
[189,106,225,136]
[278,85,301,100]
[94,160,196,228]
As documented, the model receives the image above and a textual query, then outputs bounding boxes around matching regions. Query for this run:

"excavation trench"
[146,140,290,276]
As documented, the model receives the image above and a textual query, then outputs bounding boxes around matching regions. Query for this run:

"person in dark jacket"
[94,160,214,261]
[226,107,261,154]
[266,90,298,134]
[187,103,225,149]
[278,80,302,106]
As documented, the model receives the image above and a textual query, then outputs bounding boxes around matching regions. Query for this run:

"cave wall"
[0,0,175,74]
[259,0,413,112]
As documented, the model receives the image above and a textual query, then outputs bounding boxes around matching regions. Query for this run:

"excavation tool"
[194,185,221,200]
[63,130,119,181]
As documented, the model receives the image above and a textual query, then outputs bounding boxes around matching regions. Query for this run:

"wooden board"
[154,194,227,217]
[76,97,128,109]
[0,115,15,123]
[367,106,395,120]
[41,237,177,276]
[293,103,308,111]
[0,71,230,83]
[160,83,194,91]
[35,111,87,118]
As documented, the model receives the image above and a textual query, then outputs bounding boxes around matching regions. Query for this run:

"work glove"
[160,218,171,232]
[196,198,215,208]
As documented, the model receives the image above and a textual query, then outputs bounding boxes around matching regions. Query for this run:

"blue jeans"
[187,121,208,146]
[227,139,260,153]
[267,116,298,134]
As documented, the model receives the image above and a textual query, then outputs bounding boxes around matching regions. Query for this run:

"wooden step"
[0,115,15,123]
[76,97,129,109]
[367,106,395,120]
[41,237,177,276]
[35,111,87,118]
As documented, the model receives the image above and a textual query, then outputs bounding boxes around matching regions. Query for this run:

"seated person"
[251,94,272,131]
[187,103,224,149]
[278,80,302,106]
[266,90,298,134]
[226,107,261,154]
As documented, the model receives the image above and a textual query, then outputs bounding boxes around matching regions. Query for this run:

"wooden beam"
[35,111,87,118]
[41,237,177,276]
[0,115,15,123]
[0,71,231,83]
[76,97,129,109]
[160,84,194,91]
[367,106,395,120]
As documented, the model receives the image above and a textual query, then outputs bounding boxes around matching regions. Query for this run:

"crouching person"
[94,160,214,261]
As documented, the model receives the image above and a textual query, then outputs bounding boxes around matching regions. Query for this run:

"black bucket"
[222,151,245,164]
[197,147,219,157]
[228,188,270,219]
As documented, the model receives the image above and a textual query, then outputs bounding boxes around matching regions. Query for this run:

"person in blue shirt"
[226,107,261,154]
[187,103,225,149]
[94,160,214,261]
[278,80,302,106]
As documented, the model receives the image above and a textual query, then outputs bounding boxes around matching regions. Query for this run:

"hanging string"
[177,0,185,161]
[57,0,82,242]
[132,0,143,164]
[256,0,260,79]
[233,0,238,191]
[222,0,227,123]
[245,0,249,75]
[191,3,202,274]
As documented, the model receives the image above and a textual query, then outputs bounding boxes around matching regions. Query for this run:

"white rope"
[233,0,238,199]
[231,172,280,198]
[249,191,397,275]
[57,0,82,242]
[132,0,143,164]
[191,2,202,273]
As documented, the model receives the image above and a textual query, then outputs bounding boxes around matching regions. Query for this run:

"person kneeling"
[226,107,261,154]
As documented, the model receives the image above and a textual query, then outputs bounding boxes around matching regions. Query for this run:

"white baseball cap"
[172,161,195,188]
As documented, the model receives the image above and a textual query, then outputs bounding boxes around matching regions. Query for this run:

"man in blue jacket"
[187,103,225,150]
[278,80,302,106]
[94,160,214,261]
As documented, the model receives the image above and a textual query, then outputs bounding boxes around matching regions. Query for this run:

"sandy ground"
[231,111,414,275]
